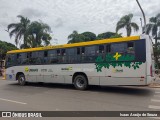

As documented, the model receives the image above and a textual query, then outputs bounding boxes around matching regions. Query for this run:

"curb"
[149,83,160,88]
[149,86,160,88]
[0,77,5,80]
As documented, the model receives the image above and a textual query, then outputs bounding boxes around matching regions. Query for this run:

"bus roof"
[7,36,140,54]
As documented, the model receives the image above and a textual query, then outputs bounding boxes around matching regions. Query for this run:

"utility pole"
[136,0,146,34]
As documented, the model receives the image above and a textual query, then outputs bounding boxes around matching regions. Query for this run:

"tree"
[146,13,160,66]
[110,33,122,38]
[68,31,85,44]
[97,32,122,40]
[25,21,52,48]
[0,40,18,60]
[7,15,30,47]
[81,32,96,41]
[116,14,139,36]
[8,15,52,48]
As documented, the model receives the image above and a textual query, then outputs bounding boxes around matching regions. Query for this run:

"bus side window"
[76,47,81,63]
[48,50,58,64]
[106,44,111,53]
[44,51,48,64]
[17,53,27,65]
[57,49,61,56]
[30,52,38,64]
[61,49,67,63]
[111,43,127,54]
[82,46,96,62]
[66,48,76,63]
[57,49,62,63]
[25,53,30,64]
[77,48,81,55]
[6,55,12,67]
[27,52,32,58]
[16,54,21,64]
[98,45,104,54]
[44,51,48,57]
[36,51,44,64]
[127,42,135,54]
[17,54,20,59]
[62,49,66,56]
[82,47,85,55]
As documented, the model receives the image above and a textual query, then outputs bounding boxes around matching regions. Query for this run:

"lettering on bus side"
[112,68,123,73]
[48,69,53,72]
[29,69,38,72]
[25,67,38,72]
[41,69,47,72]
[61,67,72,71]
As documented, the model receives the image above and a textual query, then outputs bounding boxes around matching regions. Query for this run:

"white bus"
[0,60,5,76]
[5,34,155,90]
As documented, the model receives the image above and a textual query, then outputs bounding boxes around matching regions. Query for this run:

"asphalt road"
[0,79,160,120]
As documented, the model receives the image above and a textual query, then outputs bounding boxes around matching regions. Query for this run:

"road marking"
[150,117,160,120]
[155,92,160,94]
[154,95,160,98]
[151,99,160,103]
[149,105,160,110]
[0,98,27,105]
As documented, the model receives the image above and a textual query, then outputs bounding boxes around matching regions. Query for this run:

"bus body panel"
[6,62,146,86]
[140,34,155,84]
[5,34,155,87]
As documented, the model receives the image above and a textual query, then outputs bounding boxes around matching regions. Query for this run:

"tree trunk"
[23,35,26,48]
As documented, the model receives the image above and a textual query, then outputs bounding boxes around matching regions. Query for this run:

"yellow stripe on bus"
[7,36,140,54]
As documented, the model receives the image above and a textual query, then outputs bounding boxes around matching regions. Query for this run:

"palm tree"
[26,21,52,48]
[146,13,160,47]
[146,13,160,66]
[7,15,30,47]
[116,14,139,36]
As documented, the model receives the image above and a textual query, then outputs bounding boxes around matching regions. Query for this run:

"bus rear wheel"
[73,75,88,90]
[18,74,26,86]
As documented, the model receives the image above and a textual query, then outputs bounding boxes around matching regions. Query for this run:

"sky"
[0,0,160,46]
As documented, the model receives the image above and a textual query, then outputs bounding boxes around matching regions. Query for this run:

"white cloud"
[0,0,160,45]
[20,8,47,19]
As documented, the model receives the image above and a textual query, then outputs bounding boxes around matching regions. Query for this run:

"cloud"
[0,0,160,45]
[54,18,64,28]
[20,8,47,19]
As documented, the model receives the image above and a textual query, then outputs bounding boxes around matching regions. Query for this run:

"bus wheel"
[18,74,26,86]
[74,75,88,90]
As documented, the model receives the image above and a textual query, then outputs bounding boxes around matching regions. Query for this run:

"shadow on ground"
[6,81,154,97]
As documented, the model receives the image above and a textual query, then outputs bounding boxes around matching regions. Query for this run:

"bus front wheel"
[18,74,26,86]
[74,75,88,90]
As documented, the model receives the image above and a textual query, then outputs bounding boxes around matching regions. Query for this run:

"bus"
[5,34,155,90]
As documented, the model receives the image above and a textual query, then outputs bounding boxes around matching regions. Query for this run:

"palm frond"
[7,23,19,31]
[150,17,157,23]
[152,25,157,37]
[157,21,160,26]
[116,21,126,32]
[131,22,139,32]
[156,13,160,19]
[146,23,153,35]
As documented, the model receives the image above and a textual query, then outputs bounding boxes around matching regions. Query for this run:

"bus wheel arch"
[16,72,26,86]
[72,72,88,90]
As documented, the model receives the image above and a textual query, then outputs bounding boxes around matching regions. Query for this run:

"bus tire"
[73,75,88,90]
[18,74,26,86]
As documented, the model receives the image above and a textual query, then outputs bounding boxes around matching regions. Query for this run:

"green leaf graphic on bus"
[95,52,143,72]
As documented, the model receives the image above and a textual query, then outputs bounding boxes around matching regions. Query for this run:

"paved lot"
[0,79,160,120]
